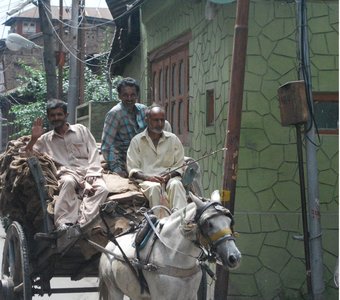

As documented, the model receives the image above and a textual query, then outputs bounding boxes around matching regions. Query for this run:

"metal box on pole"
[277,80,308,126]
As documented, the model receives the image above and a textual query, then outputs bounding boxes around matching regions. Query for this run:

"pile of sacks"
[0,136,148,235]
[0,136,58,232]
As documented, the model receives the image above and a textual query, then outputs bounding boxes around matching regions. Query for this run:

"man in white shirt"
[126,105,187,210]
[25,99,108,231]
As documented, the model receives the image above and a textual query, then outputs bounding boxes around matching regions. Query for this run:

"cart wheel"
[1,222,32,300]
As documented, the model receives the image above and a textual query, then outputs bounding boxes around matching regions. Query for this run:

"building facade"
[106,0,338,298]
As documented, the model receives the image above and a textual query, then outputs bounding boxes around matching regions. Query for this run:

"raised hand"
[31,117,44,140]
[25,117,44,152]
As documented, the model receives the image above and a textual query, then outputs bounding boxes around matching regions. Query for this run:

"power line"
[40,1,115,30]
[43,10,111,66]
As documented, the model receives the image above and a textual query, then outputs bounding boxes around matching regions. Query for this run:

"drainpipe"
[216,0,250,299]
[297,0,324,298]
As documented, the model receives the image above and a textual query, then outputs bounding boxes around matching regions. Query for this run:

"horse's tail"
[98,278,109,300]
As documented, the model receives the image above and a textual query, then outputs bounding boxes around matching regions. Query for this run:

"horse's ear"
[189,191,205,208]
[211,190,221,203]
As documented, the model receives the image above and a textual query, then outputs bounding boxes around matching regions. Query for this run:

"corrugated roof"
[4,5,112,26]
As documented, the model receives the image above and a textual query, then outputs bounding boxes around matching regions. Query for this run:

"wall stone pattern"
[138,0,338,298]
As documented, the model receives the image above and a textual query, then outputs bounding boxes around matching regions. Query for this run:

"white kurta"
[127,129,187,209]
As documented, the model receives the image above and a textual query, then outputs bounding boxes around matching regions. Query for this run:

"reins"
[142,211,199,259]
[99,208,141,281]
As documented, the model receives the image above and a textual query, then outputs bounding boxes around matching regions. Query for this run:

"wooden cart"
[0,156,146,299]
[0,155,204,300]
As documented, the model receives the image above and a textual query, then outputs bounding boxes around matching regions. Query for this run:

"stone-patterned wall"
[140,0,338,298]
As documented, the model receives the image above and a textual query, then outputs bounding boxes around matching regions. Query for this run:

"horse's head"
[189,191,241,269]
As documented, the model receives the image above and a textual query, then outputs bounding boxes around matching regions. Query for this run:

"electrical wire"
[0,0,143,86]
[40,0,115,30]
[39,0,146,69]
[295,0,321,147]
[41,3,112,67]
[0,0,17,39]
[40,0,146,30]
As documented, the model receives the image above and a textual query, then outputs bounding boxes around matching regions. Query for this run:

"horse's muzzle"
[227,253,241,269]
[216,250,242,269]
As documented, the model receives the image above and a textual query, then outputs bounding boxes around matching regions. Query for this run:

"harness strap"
[144,262,200,278]
[144,225,161,263]
[99,209,147,293]
[135,219,159,294]
[199,228,235,249]
[209,228,233,242]
[114,255,201,278]
[194,202,216,223]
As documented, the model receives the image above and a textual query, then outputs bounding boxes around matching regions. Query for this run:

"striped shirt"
[101,102,147,173]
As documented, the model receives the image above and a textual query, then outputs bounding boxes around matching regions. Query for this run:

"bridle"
[194,201,235,252]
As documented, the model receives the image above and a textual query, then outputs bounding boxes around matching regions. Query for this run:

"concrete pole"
[57,0,64,99]
[38,0,57,99]
[297,0,324,298]
[67,0,80,124]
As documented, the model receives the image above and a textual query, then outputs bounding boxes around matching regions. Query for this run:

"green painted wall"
[129,0,338,298]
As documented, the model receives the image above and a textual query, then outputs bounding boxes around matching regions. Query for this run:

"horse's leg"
[99,252,125,300]
[112,261,151,300]
[145,272,201,300]
[99,274,125,300]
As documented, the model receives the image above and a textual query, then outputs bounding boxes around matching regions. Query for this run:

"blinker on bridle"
[194,200,236,250]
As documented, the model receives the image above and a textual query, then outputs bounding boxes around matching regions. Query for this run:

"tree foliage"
[7,64,47,138]
[7,63,121,138]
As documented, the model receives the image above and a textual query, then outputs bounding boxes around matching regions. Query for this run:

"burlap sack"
[102,173,139,194]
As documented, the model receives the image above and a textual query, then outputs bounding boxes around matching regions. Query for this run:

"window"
[149,32,191,145]
[313,92,338,135]
[206,89,215,126]
[22,21,36,34]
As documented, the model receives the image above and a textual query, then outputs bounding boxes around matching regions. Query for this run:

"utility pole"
[67,0,80,124]
[297,0,324,298]
[0,108,2,153]
[78,0,85,104]
[57,0,64,99]
[216,0,249,299]
[277,80,313,297]
[38,0,57,99]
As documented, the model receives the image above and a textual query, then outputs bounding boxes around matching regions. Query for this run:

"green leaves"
[8,63,121,138]
[9,100,46,138]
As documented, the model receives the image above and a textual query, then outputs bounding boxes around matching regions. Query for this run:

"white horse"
[98,192,241,300]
